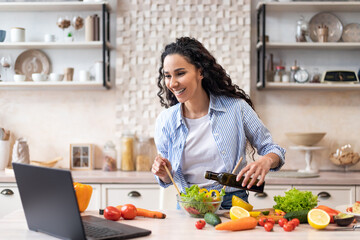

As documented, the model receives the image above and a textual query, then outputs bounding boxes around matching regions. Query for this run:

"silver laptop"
[13,162,151,240]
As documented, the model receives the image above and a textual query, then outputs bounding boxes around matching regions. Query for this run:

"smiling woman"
[151,37,286,209]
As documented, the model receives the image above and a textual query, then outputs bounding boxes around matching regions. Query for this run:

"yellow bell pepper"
[73,182,93,212]
[199,188,208,194]
[207,190,221,201]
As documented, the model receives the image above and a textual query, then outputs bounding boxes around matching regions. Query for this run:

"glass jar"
[136,137,151,172]
[290,65,300,83]
[102,141,117,171]
[120,131,135,171]
[296,16,308,42]
[274,66,285,82]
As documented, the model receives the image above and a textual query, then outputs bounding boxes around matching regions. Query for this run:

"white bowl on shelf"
[285,132,326,146]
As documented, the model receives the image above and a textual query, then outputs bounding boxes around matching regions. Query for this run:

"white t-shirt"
[181,114,225,188]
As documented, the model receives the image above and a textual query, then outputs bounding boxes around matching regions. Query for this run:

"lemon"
[232,195,253,211]
[229,206,250,220]
[249,211,261,217]
[307,209,330,230]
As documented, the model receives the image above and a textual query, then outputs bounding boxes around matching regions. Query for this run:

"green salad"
[179,185,225,218]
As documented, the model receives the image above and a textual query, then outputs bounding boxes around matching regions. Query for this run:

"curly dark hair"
[157,36,254,110]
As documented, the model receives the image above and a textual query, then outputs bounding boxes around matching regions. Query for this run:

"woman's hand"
[151,155,172,184]
[236,153,280,189]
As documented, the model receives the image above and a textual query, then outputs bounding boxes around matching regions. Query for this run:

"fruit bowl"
[285,132,326,146]
[177,194,222,218]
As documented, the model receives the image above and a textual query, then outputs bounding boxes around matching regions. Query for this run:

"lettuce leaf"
[273,188,318,212]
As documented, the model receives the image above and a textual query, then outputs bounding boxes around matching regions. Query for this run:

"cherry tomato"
[287,221,296,229]
[267,218,275,226]
[195,220,206,229]
[258,217,268,226]
[264,222,274,232]
[290,218,300,227]
[283,222,294,232]
[104,206,121,221]
[278,218,288,227]
[120,204,137,220]
[346,207,353,213]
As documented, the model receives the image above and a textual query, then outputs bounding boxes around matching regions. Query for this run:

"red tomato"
[278,218,288,227]
[267,218,275,226]
[195,220,206,229]
[120,204,137,220]
[104,206,121,221]
[290,218,300,227]
[258,217,268,226]
[283,222,294,232]
[264,222,274,232]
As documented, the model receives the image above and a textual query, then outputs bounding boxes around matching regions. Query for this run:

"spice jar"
[136,137,151,171]
[120,131,135,171]
[102,141,117,171]
[274,66,285,82]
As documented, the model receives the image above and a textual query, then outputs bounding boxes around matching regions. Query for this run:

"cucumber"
[204,212,222,226]
[284,209,309,223]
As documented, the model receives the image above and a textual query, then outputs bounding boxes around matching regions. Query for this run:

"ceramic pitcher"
[12,138,30,164]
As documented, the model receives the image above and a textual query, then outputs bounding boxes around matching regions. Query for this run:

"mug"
[14,74,26,82]
[32,73,48,82]
[49,73,64,81]
[79,70,90,82]
[11,27,25,42]
[94,61,103,82]
[44,34,56,42]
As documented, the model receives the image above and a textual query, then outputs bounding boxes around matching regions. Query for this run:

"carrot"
[315,205,340,223]
[136,208,166,219]
[215,217,257,231]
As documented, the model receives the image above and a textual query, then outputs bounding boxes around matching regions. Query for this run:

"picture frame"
[70,144,93,170]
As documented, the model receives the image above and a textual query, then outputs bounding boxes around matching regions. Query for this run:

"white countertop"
[1,169,360,186]
[1,209,359,239]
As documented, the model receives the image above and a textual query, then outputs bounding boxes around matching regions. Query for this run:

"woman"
[152,37,285,209]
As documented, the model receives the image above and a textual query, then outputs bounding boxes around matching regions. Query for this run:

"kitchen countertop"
[1,169,360,185]
[0,209,359,239]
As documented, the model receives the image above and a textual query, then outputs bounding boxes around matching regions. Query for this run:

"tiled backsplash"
[115,0,251,138]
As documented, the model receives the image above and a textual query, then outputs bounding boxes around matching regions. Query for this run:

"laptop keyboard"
[83,222,123,238]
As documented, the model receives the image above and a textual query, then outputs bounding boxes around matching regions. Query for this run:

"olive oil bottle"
[204,171,265,193]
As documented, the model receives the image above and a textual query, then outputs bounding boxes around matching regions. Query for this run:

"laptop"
[12,162,151,240]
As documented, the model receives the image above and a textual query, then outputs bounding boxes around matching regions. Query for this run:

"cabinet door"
[0,183,22,218]
[294,185,356,208]
[86,184,101,211]
[356,186,360,201]
[102,184,160,209]
[248,185,291,209]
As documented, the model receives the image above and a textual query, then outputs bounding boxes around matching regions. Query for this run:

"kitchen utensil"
[164,164,181,197]
[222,157,243,191]
[32,73,48,82]
[317,24,329,42]
[64,67,74,81]
[14,74,26,82]
[342,23,360,42]
[49,73,64,81]
[309,12,343,42]
[290,145,325,174]
[14,49,51,81]
[323,224,360,231]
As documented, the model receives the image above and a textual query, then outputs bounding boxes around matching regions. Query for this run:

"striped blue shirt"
[154,94,286,193]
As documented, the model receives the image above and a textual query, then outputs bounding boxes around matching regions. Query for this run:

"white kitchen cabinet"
[294,185,355,208]
[86,184,101,211]
[0,183,22,218]
[256,1,360,90]
[355,186,360,204]
[0,1,113,90]
[101,184,160,210]
[248,185,292,209]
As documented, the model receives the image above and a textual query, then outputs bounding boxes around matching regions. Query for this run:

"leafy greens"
[273,188,318,212]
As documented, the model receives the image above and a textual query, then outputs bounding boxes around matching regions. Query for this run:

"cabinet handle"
[1,189,14,196]
[317,191,331,199]
[128,191,141,198]
[254,192,268,198]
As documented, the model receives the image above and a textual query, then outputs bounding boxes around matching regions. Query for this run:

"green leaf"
[273,188,318,212]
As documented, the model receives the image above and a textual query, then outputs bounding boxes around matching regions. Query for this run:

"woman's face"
[163,54,203,104]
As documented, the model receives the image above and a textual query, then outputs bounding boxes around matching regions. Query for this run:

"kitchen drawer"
[0,183,22,218]
[102,184,160,209]
[86,184,101,211]
[248,185,291,209]
[294,185,356,208]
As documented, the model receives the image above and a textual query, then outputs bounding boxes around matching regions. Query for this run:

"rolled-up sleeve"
[241,101,286,171]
